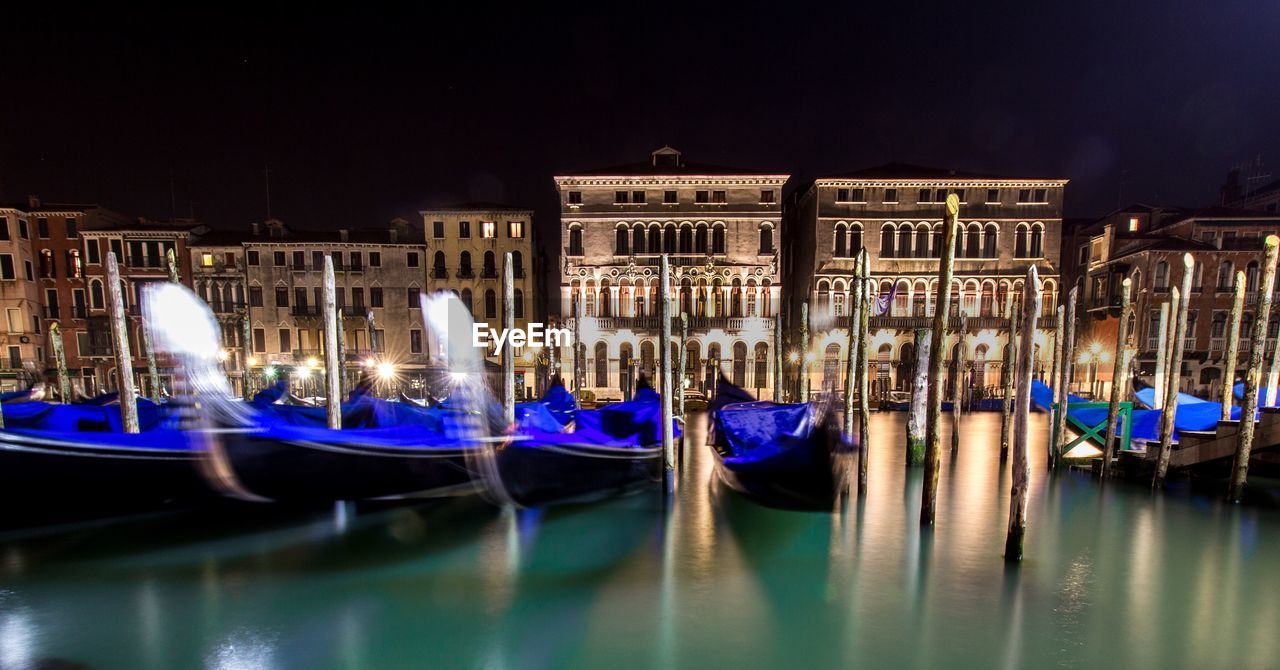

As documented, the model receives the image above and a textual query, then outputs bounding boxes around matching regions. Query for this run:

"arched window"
[483,251,496,277]
[40,249,55,279]
[459,251,472,275]
[731,278,743,317]
[850,223,863,254]
[433,251,447,277]
[599,279,612,317]
[932,223,944,256]
[983,224,998,258]
[898,225,913,257]
[834,223,847,257]
[754,342,769,391]
[915,224,930,258]
[633,225,646,254]
[664,224,677,253]
[1014,224,1029,258]
[1246,261,1260,292]
[695,225,708,254]
[585,280,596,316]
[880,223,896,258]
[460,288,473,315]
[1030,223,1044,257]
[1211,311,1228,339]
[594,342,609,387]
[686,341,701,380]
[712,225,726,254]
[616,227,629,255]
[514,289,525,319]
[762,279,772,317]
[1217,261,1235,291]
[817,279,830,315]
[648,224,662,254]
[965,223,981,259]
[1154,260,1169,289]
[484,289,496,319]
[640,341,656,379]
[981,283,994,316]
[511,251,523,277]
[733,342,748,387]
[568,226,583,256]
[679,226,693,253]
[90,279,104,310]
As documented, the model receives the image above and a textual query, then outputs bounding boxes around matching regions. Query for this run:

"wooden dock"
[1129,407,1280,469]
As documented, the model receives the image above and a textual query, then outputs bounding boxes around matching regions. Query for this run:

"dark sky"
[2,1,1279,246]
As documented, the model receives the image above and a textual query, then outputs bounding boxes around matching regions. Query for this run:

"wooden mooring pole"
[999,289,1017,461]
[921,194,960,526]
[1222,271,1246,420]
[773,307,783,402]
[844,255,863,438]
[1154,253,1195,488]
[241,314,253,401]
[799,302,810,403]
[951,317,967,453]
[322,256,341,430]
[1048,304,1065,461]
[1265,294,1280,409]
[659,254,676,486]
[141,320,162,402]
[856,250,872,492]
[50,322,71,404]
[1228,236,1280,502]
[1153,301,1170,410]
[1051,285,1079,470]
[907,329,930,466]
[573,298,583,399]
[1101,278,1131,478]
[166,248,180,284]
[1005,265,1041,561]
[106,252,139,433]
[502,252,515,426]
[679,312,688,419]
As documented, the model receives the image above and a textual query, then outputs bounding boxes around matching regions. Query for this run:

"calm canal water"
[3,411,1279,669]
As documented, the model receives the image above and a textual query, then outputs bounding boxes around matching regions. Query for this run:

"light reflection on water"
[0,411,1279,668]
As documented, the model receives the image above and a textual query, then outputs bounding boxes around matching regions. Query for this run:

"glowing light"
[376,362,396,379]
[521,350,535,363]
[295,367,312,379]
[216,349,230,362]
[1090,341,1102,355]
[364,357,376,368]
[1064,442,1104,459]
[263,366,276,378]
[306,357,319,368]
[803,352,817,363]
[1078,352,1093,364]
[787,351,800,364]
[247,356,258,366]
[1099,351,1112,363]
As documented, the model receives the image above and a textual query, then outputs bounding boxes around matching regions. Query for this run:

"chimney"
[250,222,260,236]
[27,195,40,209]
[339,229,349,242]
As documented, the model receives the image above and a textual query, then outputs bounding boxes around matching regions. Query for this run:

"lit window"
[481,221,496,238]
[1128,217,1139,232]
[507,221,525,238]
[201,253,214,267]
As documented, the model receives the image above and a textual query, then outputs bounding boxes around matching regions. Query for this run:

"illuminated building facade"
[555,147,788,400]
[787,164,1067,396]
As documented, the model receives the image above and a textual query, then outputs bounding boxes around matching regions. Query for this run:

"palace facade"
[787,164,1067,396]
[555,147,788,400]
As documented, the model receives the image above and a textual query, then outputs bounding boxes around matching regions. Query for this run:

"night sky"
[2,2,1279,247]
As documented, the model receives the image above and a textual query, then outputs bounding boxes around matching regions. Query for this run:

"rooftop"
[560,146,782,177]
[822,162,1025,181]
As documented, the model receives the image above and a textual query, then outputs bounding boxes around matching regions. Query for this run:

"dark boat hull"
[211,430,483,503]
[714,449,849,510]
[495,440,662,507]
[0,429,207,527]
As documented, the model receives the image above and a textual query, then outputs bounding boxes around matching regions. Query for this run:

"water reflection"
[0,412,1278,668]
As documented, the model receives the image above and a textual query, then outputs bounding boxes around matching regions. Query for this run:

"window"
[309,250,322,269]
[484,289,497,318]
[713,226,726,254]
[883,188,898,203]
[278,328,292,353]
[851,224,863,253]
[759,225,774,253]
[294,287,307,309]
[352,287,365,309]
[275,287,288,307]
[1017,189,1031,203]
[1030,225,1043,257]
[514,289,525,318]
[370,287,383,308]
[432,221,444,238]
[253,328,266,353]
[568,191,582,205]
[90,280,104,309]
[1128,217,1140,232]
[849,188,865,202]
[760,189,776,204]
[330,251,343,270]
[201,253,214,267]
[249,286,263,307]
[24,260,33,281]
[350,252,363,271]
[1034,188,1048,202]
[410,329,422,354]
[663,190,677,204]
[880,225,895,258]
[273,251,286,266]
[986,188,1000,204]
[7,308,21,333]
[407,252,419,267]
[0,255,13,280]
[67,219,77,238]
[615,191,629,204]
[919,188,933,204]
[459,221,471,238]
[247,250,259,266]
[711,190,727,204]
[632,191,646,204]
[481,221,496,238]
[695,190,709,204]
[19,220,28,239]
[508,221,524,238]
[407,287,420,308]
[568,227,583,256]
[365,251,379,267]
[836,188,850,202]
[37,218,48,238]
[0,217,7,240]
[286,250,301,269]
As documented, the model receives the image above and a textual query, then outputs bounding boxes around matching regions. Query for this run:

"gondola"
[709,378,851,510]
[489,383,668,507]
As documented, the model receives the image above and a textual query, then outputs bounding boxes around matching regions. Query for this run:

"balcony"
[43,306,60,319]
[125,255,165,269]
[590,316,770,332]
[456,268,474,279]
[481,268,498,279]
[864,315,1009,330]
[290,306,368,320]
[431,268,448,279]
[212,300,247,314]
